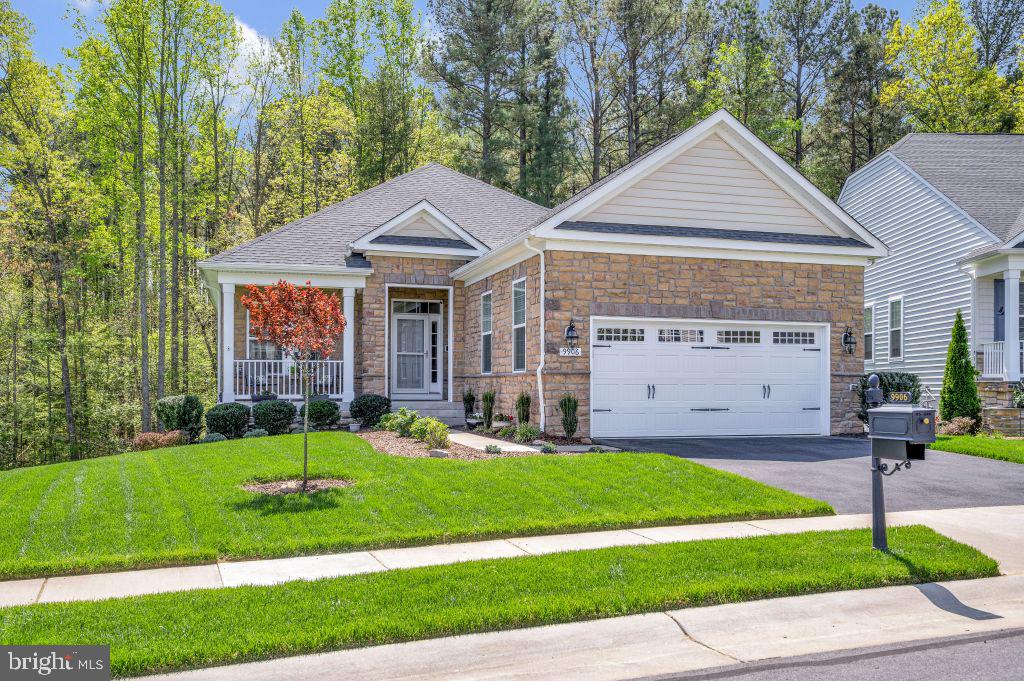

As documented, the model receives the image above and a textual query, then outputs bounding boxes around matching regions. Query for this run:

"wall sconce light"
[842,326,857,355]
[564,318,579,349]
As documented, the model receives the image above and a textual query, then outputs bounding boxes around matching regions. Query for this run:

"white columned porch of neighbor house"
[221,283,236,402]
[342,287,355,402]
[1005,270,1021,382]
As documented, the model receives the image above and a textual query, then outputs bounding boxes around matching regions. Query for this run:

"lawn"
[0,526,997,678]
[931,435,1024,464]
[0,432,832,580]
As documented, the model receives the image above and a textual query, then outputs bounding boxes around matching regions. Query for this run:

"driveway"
[596,437,1024,513]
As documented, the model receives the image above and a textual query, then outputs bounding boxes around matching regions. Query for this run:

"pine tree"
[939,310,981,423]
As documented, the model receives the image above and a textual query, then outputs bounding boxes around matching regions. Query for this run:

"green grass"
[931,435,1024,464]
[0,526,997,678]
[0,432,832,580]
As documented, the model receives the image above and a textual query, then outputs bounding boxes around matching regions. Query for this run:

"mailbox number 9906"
[888,391,912,403]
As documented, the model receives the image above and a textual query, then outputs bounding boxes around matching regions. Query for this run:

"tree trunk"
[303,360,310,492]
[137,38,151,432]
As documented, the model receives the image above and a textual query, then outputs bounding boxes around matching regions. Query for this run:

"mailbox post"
[864,374,936,551]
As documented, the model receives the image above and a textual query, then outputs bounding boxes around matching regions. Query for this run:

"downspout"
[523,238,546,431]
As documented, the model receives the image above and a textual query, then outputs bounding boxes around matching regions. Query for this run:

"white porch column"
[222,283,236,402]
[1005,270,1020,381]
[342,288,355,403]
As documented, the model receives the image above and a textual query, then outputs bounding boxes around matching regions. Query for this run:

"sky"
[16,0,919,70]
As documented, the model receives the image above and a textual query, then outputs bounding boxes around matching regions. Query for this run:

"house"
[197,110,886,439]
[839,133,1024,417]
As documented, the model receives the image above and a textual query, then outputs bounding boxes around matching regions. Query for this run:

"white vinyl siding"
[580,134,833,236]
[512,279,526,372]
[840,153,998,393]
[481,292,492,374]
[391,215,450,238]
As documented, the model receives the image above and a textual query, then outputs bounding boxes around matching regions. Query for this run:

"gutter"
[523,238,546,432]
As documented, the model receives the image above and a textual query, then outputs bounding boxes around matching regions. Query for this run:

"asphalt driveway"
[597,437,1024,513]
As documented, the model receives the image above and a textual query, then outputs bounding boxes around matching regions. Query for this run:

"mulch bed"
[358,429,556,461]
[243,479,352,495]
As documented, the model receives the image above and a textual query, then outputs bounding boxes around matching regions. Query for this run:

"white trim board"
[352,200,488,258]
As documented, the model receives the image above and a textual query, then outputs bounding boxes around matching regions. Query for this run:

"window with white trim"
[864,306,874,361]
[481,291,492,374]
[772,331,815,345]
[659,329,702,343]
[889,298,903,359]
[597,327,645,342]
[246,310,282,360]
[717,329,760,344]
[512,279,526,372]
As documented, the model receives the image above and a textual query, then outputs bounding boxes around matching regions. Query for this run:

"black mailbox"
[867,404,936,461]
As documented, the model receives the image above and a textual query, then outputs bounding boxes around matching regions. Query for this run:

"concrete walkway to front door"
[3,504,1022,608]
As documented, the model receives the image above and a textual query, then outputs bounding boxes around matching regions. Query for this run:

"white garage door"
[590,319,828,438]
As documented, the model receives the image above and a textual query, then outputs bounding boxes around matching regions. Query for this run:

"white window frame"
[864,304,875,361]
[888,296,904,360]
[512,277,527,373]
[481,290,492,374]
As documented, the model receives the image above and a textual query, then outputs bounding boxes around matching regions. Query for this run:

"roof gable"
[352,200,487,257]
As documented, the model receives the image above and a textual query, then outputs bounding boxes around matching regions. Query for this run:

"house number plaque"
[559,347,582,357]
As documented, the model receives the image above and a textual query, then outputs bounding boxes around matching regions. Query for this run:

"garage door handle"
[803,348,821,352]
[593,409,612,413]
[691,408,730,412]
[693,346,730,350]
[593,344,611,348]
[802,407,821,411]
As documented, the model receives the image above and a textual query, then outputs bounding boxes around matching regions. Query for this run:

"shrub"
[155,395,204,440]
[484,444,502,454]
[411,416,450,449]
[496,425,516,438]
[559,393,579,439]
[131,432,165,451]
[159,430,188,447]
[462,389,476,419]
[251,391,279,403]
[515,391,531,424]
[856,373,922,422]
[243,428,269,439]
[482,391,496,428]
[1014,382,1024,409]
[205,402,250,439]
[540,442,557,454]
[937,416,977,436]
[514,423,541,443]
[939,310,981,424]
[252,399,297,436]
[201,432,227,443]
[300,399,340,430]
[382,407,419,437]
[350,394,391,428]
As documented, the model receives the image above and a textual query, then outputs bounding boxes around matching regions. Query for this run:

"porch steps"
[391,400,465,427]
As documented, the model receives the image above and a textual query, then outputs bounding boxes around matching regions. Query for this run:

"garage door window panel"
[596,328,645,342]
[717,329,760,344]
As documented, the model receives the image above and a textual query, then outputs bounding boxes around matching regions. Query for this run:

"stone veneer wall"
[543,252,863,437]
[357,256,469,399]
[459,256,543,422]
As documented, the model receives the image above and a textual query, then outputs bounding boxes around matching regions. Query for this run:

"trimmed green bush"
[243,429,269,439]
[939,310,981,425]
[540,443,557,454]
[155,395,204,441]
[300,400,340,430]
[201,432,227,443]
[856,373,922,422]
[205,403,250,440]
[252,400,297,436]
[496,425,516,438]
[515,391,531,424]
[381,407,419,437]
[484,444,502,454]
[482,391,496,429]
[559,394,579,439]
[411,417,450,449]
[514,423,540,444]
[350,394,391,428]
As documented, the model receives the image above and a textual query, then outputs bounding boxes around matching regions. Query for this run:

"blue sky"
[17,0,919,69]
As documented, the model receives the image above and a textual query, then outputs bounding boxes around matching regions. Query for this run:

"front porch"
[973,268,1024,382]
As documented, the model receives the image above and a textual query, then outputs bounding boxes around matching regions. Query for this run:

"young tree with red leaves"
[241,280,346,491]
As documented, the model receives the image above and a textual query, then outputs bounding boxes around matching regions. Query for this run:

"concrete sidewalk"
[139,573,1024,681]
[2,504,1022,608]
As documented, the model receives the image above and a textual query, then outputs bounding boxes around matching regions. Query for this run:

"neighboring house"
[839,133,1024,411]
[197,110,886,439]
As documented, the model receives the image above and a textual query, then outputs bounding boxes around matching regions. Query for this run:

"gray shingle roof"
[369,235,475,250]
[888,133,1024,243]
[202,163,547,268]
[556,221,868,247]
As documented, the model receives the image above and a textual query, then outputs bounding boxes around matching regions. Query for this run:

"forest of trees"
[1,0,1023,466]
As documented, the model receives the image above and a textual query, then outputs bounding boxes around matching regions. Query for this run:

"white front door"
[590,318,829,438]
[391,312,443,396]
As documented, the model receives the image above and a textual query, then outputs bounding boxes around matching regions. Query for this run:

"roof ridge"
[426,162,547,210]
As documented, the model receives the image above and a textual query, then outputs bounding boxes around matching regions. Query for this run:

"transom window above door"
[393,300,441,314]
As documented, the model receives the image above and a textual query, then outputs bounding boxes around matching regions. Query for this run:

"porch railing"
[979,341,1024,378]
[233,359,344,399]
